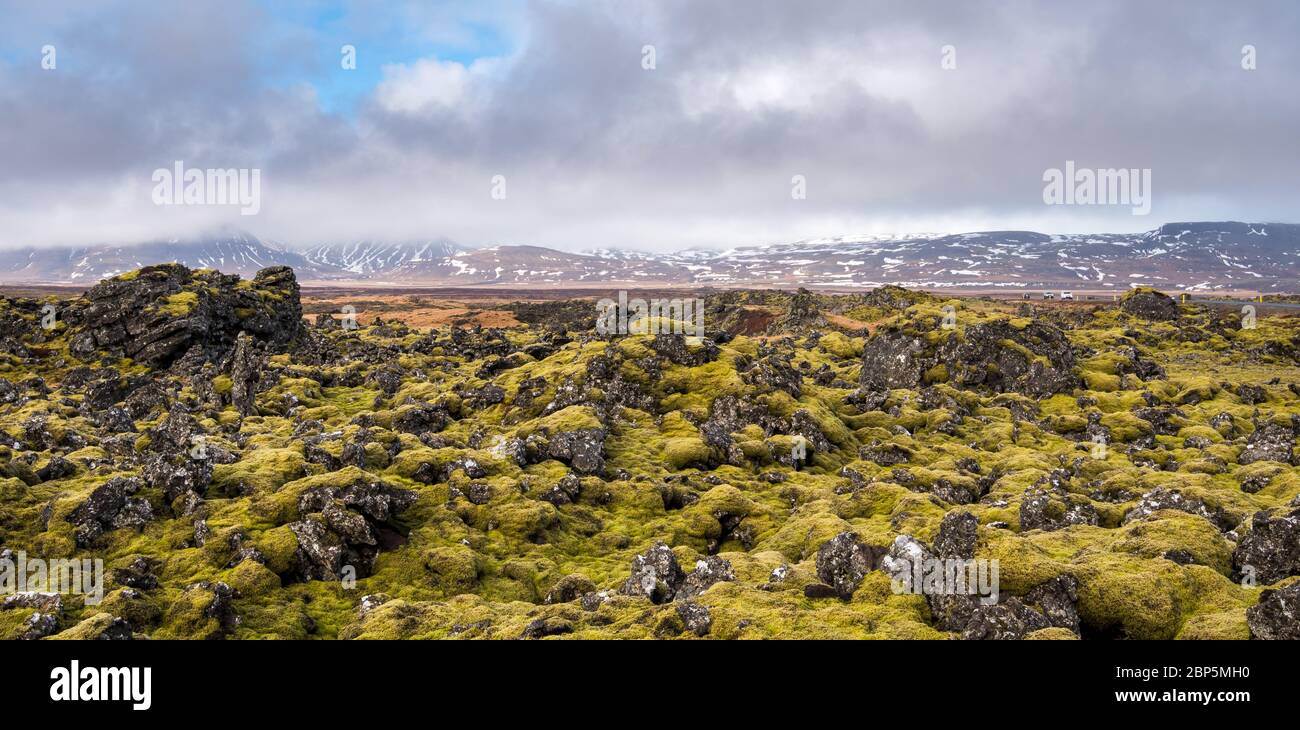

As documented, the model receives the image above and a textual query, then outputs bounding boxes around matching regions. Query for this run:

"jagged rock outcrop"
[290,477,418,581]
[228,332,265,418]
[526,426,606,475]
[768,288,829,334]
[64,263,304,369]
[616,543,734,605]
[860,319,1077,397]
[66,476,153,547]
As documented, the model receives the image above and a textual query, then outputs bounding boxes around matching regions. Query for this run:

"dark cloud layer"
[0,0,1296,250]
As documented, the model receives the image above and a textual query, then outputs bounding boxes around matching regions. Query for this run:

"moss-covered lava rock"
[1,267,1298,640]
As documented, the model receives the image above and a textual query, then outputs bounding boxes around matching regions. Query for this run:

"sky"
[0,0,1297,252]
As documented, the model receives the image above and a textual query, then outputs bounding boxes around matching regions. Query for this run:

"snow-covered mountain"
[2,222,1297,290]
[302,239,462,276]
[0,231,343,282]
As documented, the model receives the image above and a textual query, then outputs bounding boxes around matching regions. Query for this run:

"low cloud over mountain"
[3,222,1295,292]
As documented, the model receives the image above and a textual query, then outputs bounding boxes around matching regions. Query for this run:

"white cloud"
[0,0,1297,253]
[374,56,504,115]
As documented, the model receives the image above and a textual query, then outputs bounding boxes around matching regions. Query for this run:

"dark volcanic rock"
[934,511,978,560]
[859,439,911,466]
[173,581,239,639]
[1020,488,1099,532]
[535,428,606,475]
[228,332,264,417]
[1239,422,1295,465]
[141,452,213,504]
[290,477,417,580]
[816,532,886,600]
[1232,509,1300,585]
[618,541,685,604]
[700,394,782,464]
[540,472,582,506]
[393,403,451,436]
[1023,575,1081,633]
[1246,583,1300,640]
[1120,288,1179,321]
[960,598,1051,640]
[17,612,60,640]
[66,476,153,547]
[742,353,804,397]
[676,601,713,636]
[678,556,736,599]
[64,263,304,369]
[859,331,928,391]
[768,288,829,334]
[299,477,418,524]
[860,319,1077,397]
[1122,487,1239,533]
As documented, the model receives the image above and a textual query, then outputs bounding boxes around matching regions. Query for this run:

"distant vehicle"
[1043,292,1055,300]
[1022,293,1032,300]
[1061,291,1074,300]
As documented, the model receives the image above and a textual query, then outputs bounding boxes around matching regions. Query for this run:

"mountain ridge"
[1,222,1296,291]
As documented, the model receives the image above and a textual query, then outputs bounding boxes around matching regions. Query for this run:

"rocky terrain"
[2,264,1299,640]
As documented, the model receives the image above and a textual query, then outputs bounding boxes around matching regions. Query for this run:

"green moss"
[1,280,1296,640]
[662,437,711,470]
[1110,511,1233,576]
[212,446,306,497]
[157,291,199,316]
[1025,627,1079,640]
[47,613,130,640]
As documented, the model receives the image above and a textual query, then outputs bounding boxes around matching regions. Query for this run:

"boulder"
[677,556,735,599]
[960,598,1051,640]
[618,541,685,604]
[1020,488,1099,532]
[1232,509,1300,585]
[816,532,887,600]
[1246,583,1300,640]
[676,601,713,636]
[1239,422,1296,465]
[66,476,153,547]
[934,511,978,560]
[1120,287,1179,321]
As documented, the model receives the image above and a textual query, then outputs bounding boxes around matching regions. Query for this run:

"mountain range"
[0,222,1296,291]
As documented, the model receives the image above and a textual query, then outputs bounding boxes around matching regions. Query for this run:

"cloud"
[374,56,496,114]
[0,0,1296,252]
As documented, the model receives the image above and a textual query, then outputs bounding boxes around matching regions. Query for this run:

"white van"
[1061,291,1074,300]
